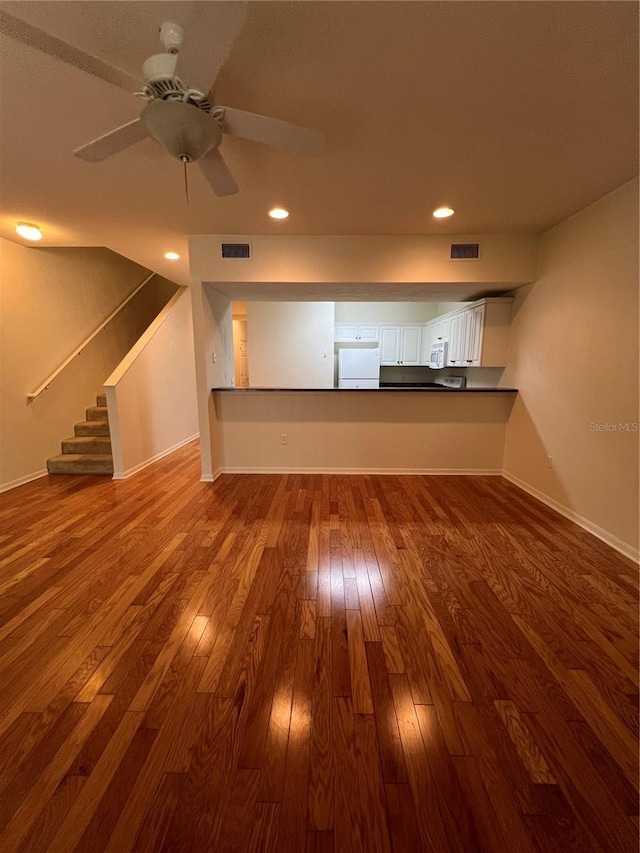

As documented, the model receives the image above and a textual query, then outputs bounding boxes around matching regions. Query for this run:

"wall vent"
[450,243,480,260]
[221,242,251,259]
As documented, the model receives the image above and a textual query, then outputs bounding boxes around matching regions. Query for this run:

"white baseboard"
[502,470,639,563]
[211,466,503,476]
[0,468,48,493]
[112,434,199,480]
[200,468,223,483]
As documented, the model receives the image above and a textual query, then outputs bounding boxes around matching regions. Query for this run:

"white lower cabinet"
[380,325,422,365]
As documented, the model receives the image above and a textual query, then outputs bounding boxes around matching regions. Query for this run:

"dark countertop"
[212,387,518,393]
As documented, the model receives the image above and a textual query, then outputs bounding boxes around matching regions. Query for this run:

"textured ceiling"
[0,1,637,287]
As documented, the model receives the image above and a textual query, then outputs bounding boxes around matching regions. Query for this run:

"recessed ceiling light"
[432,207,455,219]
[16,222,43,241]
[164,251,180,260]
[268,207,289,220]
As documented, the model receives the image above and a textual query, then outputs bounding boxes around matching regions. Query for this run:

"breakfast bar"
[210,387,518,475]
[212,386,517,393]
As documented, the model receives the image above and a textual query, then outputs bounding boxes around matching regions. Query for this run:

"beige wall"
[435,301,468,315]
[189,234,538,285]
[189,284,235,480]
[247,302,334,388]
[502,178,639,556]
[335,302,438,323]
[212,391,514,473]
[0,239,177,490]
[105,290,198,478]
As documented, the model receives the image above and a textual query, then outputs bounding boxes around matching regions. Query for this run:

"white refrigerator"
[338,348,380,388]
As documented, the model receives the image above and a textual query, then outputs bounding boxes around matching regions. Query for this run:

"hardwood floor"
[0,440,637,852]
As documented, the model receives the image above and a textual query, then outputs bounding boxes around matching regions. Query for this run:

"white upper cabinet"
[379,326,400,363]
[380,325,423,365]
[334,323,380,344]
[335,322,358,341]
[421,317,450,362]
[358,324,380,343]
[335,323,380,342]
[469,304,485,364]
[422,298,512,367]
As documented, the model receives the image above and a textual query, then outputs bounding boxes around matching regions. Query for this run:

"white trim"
[0,469,48,493]
[502,470,639,563]
[104,289,186,387]
[201,468,223,483]
[104,385,123,476]
[210,467,503,476]
[112,434,199,480]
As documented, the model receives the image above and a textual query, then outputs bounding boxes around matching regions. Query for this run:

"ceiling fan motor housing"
[142,52,178,84]
[141,100,222,162]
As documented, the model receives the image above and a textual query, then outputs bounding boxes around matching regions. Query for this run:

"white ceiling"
[1,1,637,288]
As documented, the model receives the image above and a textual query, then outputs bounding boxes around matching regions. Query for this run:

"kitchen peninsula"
[213,386,516,393]
[189,232,537,480]
[209,387,517,475]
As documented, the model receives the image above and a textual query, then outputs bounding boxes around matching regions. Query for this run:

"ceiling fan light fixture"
[433,207,455,219]
[164,251,180,260]
[16,222,43,241]
[141,101,222,162]
[269,207,289,220]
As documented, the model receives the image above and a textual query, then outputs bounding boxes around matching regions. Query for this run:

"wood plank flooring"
[0,440,637,852]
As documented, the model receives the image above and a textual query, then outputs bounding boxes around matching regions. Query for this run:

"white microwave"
[429,341,447,369]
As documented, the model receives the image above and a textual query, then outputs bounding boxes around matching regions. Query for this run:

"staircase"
[47,394,114,475]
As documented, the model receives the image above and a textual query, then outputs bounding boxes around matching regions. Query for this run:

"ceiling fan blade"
[198,149,239,197]
[220,107,325,156]
[0,9,139,93]
[74,118,148,162]
[175,2,248,96]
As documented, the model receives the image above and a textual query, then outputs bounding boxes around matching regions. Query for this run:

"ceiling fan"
[0,5,325,196]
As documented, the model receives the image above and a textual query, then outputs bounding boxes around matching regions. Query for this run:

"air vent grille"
[450,243,480,260]
[221,242,251,259]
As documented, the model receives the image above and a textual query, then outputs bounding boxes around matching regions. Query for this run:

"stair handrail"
[27,272,156,402]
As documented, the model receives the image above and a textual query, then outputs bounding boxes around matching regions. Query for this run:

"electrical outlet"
[280,433,288,445]
[211,352,217,364]
[546,454,553,469]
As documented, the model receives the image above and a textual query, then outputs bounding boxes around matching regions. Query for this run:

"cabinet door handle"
[466,360,472,363]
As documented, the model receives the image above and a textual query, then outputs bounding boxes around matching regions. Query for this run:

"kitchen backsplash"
[379,365,504,388]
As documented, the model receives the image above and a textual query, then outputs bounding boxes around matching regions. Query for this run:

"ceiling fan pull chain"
[182,155,189,205]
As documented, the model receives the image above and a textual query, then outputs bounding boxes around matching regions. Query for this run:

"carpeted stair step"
[47,454,114,475]
[48,393,113,476]
[86,406,108,421]
[62,435,112,454]
[75,420,110,437]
